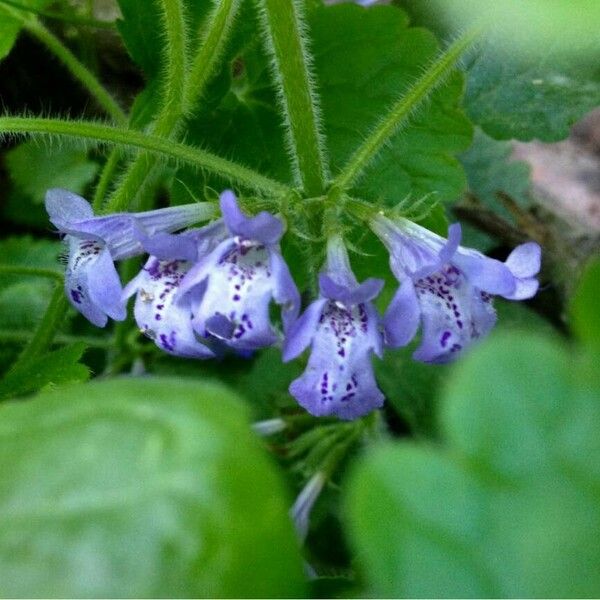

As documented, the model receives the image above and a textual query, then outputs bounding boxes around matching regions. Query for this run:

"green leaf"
[0,377,306,597]
[569,257,600,354]
[176,4,472,207]
[0,342,89,399]
[375,346,447,438]
[0,0,51,62]
[311,4,472,206]
[464,40,600,141]
[5,139,98,201]
[3,139,98,228]
[0,237,63,332]
[116,0,211,79]
[345,332,600,598]
[0,10,21,61]
[458,127,532,249]
[460,128,531,213]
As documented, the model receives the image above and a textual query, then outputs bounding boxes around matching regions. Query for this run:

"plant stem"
[92,147,121,212]
[107,0,241,212]
[21,19,127,123]
[184,0,241,114]
[0,265,63,282]
[0,117,292,197]
[106,0,189,213]
[257,0,328,196]
[333,30,478,191]
[13,285,69,366]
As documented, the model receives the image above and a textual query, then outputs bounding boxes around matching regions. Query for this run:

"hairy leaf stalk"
[257,0,329,196]
[107,0,241,212]
[0,117,291,196]
[334,30,478,191]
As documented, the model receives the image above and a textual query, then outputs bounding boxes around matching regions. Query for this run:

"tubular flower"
[123,224,227,358]
[371,215,542,363]
[177,190,299,352]
[45,189,214,327]
[283,236,385,420]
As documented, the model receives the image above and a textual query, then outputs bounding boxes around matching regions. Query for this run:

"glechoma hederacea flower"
[176,190,300,352]
[45,189,214,327]
[283,236,385,420]
[370,214,541,364]
[47,184,541,420]
[123,223,227,358]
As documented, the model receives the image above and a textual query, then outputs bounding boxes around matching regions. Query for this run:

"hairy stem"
[333,31,478,191]
[106,0,189,212]
[107,0,241,212]
[92,147,121,212]
[257,0,328,196]
[184,0,241,114]
[21,19,127,123]
[0,117,291,196]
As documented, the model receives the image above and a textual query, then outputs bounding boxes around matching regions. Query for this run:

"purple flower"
[45,189,214,327]
[177,190,299,352]
[371,215,542,363]
[283,237,385,420]
[123,224,227,358]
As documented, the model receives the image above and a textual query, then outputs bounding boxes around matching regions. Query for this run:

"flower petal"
[288,300,384,420]
[220,190,283,245]
[282,298,327,362]
[190,238,279,350]
[269,248,301,331]
[46,189,94,226]
[129,257,215,359]
[452,251,516,296]
[505,242,542,278]
[504,277,540,301]
[65,236,125,327]
[383,279,421,348]
[411,268,495,363]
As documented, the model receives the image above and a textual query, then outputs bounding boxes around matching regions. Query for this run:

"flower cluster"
[47,188,541,420]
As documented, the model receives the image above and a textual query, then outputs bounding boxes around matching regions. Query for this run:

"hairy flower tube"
[45,189,215,327]
[283,236,385,420]
[371,214,542,363]
[176,190,300,352]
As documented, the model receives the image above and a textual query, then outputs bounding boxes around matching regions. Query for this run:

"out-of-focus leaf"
[458,127,532,249]
[0,378,306,598]
[0,237,63,331]
[434,0,600,61]
[0,0,51,62]
[426,1,600,141]
[569,257,600,354]
[0,342,89,399]
[345,332,600,598]
[460,128,530,213]
[150,346,302,418]
[5,139,98,202]
[375,346,446,438]
[4,139,98,228]
[464,41,600,142]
